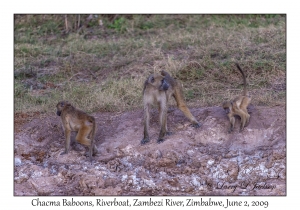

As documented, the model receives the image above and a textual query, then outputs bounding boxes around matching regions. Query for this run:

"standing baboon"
[223,63,251,133]
[141,70,201,144]
[56,101,98,161]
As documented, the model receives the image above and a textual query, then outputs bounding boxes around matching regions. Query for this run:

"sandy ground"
[14,105,286,196]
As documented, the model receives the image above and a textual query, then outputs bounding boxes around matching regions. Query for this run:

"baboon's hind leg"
[235,109,248,132]
[76,126,93,159]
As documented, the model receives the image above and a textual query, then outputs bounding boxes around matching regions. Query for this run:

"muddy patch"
[14,106,286,195]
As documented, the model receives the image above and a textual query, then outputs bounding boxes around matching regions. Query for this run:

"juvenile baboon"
[56,101,98,161]
[223,63,251,133]
[141,70,201,144]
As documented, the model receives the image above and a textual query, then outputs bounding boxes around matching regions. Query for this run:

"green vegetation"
[14,14,286,113]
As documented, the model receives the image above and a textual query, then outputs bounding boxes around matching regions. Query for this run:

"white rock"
[15,157,22,167]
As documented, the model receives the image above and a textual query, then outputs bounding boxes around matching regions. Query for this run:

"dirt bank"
[14,105,286,195]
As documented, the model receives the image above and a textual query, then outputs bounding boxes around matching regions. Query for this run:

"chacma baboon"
[56,101,98,161]
[141,70,201,144]
[223,63,251,133]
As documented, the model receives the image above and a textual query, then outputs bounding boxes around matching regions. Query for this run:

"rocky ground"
[14,105,286,196]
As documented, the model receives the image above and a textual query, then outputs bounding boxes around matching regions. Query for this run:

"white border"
[4,0,296,209]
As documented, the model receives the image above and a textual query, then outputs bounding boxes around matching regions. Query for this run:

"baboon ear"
[148,75,155,83]
[60,101,70,107]
[65,101,71,106]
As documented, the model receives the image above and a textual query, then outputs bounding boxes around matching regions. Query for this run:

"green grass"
[14,14,286,114]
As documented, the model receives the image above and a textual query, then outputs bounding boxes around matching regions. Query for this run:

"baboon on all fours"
[141,70,201,145]
[223,63,251,133]
[56,101,98,161]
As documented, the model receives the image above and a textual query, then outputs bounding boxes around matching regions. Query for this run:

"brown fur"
[56,101,97,161]
[223,63,251,133]
[141,70,201,144]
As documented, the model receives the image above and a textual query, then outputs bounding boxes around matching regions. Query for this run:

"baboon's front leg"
[157,102,168,143]
[61,129,71,155]
[228,115,235,133]
[141,104,150,145]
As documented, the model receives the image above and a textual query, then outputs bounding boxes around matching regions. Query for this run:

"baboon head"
[56,101,70,116]
[147,73,170,91]
[222,101,232,114]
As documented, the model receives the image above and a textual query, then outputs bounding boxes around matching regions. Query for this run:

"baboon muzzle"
[159,79,169,91]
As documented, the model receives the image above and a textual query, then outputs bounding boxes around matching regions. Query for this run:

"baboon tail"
[235,63,247,96]
[173,84,198,125]
[173,83,186,107]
